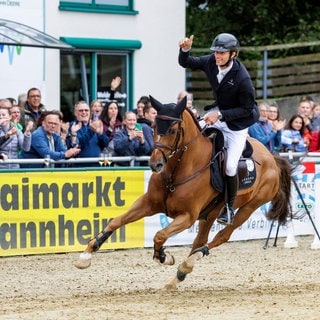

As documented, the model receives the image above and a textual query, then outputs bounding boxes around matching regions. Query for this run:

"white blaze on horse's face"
[150,147,165,173]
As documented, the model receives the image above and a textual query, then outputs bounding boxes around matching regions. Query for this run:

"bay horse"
[75,95,293,289]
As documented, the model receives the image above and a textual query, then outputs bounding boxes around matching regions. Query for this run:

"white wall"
[1,0,186,108]
[0,0,46,102]
[46,0,187,108]
[132,0,186,104]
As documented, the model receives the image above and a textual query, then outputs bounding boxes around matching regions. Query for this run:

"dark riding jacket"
[178,49,259,131]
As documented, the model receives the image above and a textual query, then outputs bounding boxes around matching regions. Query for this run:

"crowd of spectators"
[0,77,156,168]
[2,83,320,170]
[248,95,320,155]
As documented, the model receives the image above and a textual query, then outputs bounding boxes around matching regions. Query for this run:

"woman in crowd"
[0,106,33,168]
[100,101,123,140]
[266,102,286,153]
[90,99,104,119]
[281,114,311,152]
[90,76,122,119]
[135,96,150,119]
[99,100,123,156]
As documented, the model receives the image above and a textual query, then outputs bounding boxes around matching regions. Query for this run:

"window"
[60,37,141,122]
[59,0,138,14]
[60,51,129,122]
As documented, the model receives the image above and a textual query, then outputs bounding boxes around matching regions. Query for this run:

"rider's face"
[214,51,233,68]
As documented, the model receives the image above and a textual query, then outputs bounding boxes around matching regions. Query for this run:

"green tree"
[186,0,320,48]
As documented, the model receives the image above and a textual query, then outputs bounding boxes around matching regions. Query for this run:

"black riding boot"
[217,174,238,225]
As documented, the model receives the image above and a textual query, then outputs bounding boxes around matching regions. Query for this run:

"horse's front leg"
[152,213,194,266]
[75,195,152,269]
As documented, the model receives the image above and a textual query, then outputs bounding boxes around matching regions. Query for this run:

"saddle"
[203,127,257,193]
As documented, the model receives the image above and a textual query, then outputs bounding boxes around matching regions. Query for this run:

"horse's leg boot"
[217,175,238,225]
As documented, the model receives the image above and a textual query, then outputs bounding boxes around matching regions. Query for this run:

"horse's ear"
[176,95,187,114]
[149,95,163,112]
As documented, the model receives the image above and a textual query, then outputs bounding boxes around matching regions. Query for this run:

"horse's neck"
[169,125,211,172]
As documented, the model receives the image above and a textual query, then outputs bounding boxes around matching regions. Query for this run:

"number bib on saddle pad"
[210,157,257,193]
[205,128,257,192]
[237,158,256,189]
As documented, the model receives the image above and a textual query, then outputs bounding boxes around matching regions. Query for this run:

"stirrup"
[217,205,234,225]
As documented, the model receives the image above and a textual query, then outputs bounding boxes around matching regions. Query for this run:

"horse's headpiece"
[149,95,187,136]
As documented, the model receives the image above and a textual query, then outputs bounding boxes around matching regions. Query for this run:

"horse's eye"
[169,128,177,135]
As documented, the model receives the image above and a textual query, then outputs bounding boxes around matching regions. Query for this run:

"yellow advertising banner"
[0,169,145,256]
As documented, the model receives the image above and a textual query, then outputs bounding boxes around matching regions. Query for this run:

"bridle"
[154,114,190,162]
[154,114,216,192]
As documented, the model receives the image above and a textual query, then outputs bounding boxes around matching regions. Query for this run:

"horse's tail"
[266,155,294,225]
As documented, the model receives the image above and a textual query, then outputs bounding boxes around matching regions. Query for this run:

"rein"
[164,151,220,192]
[155,114,214,192]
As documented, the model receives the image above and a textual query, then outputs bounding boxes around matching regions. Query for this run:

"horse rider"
[178,33,259,225]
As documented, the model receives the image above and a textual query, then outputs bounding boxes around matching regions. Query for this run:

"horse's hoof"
[153,253,175,266]
[164,282,177,290]
[74,253,92,269]
[164,277,179,290]
[165,253,175,265]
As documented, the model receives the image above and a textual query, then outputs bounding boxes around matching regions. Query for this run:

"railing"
[279,152,320,163]
[0,156,151,169]
[0,153,319,170]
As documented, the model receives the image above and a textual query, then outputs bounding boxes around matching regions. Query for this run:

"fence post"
[311,174,320,249]
[284,171,298,248]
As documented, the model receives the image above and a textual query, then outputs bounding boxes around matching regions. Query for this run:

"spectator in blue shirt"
[248,102,284,154]
[21,111,80,168]
[113,111,153,166]
[66,101,110,167]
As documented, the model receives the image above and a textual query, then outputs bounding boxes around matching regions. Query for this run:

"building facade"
[1,0,186,119]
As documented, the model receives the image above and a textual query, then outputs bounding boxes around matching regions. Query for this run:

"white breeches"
[200,119,248,176]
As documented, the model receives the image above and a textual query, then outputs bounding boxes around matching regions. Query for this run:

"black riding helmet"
[210,33,240,67]
[210,33,240,54]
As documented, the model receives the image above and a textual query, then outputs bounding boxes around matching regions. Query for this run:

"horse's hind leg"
[165,204,260,290]
[75,194,152,269]
[189,217,215,254]
[206,202,261,249]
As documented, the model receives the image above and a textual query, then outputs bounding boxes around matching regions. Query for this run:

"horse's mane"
[184,107,202,132]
